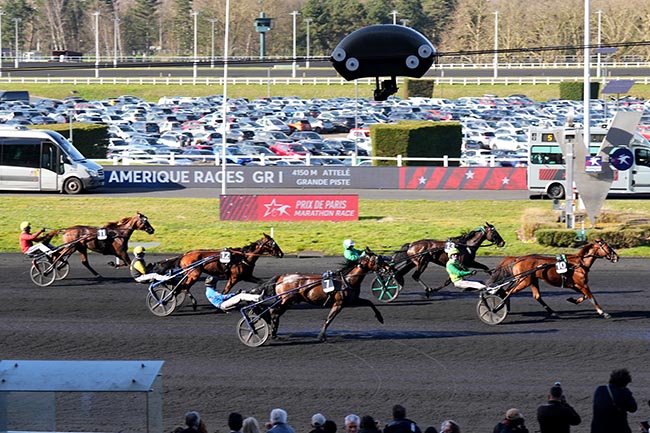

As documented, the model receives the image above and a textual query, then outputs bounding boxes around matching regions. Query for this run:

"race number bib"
[322,272,335,293]
[555,260,567,274]
[97,228,107,240]
[219,250,231,264]
[444,241,456,252]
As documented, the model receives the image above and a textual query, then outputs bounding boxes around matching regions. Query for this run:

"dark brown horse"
[61,212,155,277]
[169,233,284,299]
[486,238,619,318]
[391,222,506,293]
[261,249,384,342]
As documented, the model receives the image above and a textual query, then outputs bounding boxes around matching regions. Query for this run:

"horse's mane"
[103,215,134,229]
[575,241,597,257]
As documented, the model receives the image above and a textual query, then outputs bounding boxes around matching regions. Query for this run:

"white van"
[0,127,104,193]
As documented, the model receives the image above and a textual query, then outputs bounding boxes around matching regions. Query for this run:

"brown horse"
[261,249,384,342]
[391,222,505,293]
[61,212,155,277]
[168,233,284,302]
[486,238,619,318]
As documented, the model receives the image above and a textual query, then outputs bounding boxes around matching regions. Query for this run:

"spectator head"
[360,415,377,430]
[270,408,288,426]
[439,420,460,433]
[549,383,563,400]
[392,404,406,420]
[243,417,261,433]
[424,427,439,433]
[344,414,360,433]
[609,368,632,388]
[312,414,326,428]
[229,412,244,431]
[323,420,338,433]
[185,411,201,430]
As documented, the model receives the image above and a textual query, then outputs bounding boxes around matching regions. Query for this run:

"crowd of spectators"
[175,369,646,433]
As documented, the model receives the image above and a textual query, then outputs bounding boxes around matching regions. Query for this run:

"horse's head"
[483,222,506,247]
[593,238,619,263]
[257,233,284,258]
[135,212,155,235]
[357,249,386,272]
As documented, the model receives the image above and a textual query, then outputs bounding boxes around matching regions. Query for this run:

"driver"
[130,246,172,283]
[19,221,57,257]
[205,283,264,311]
[343,239,365,265]
[445,247,486,292]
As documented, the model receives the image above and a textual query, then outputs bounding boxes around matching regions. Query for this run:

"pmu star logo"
[263,199,291,217]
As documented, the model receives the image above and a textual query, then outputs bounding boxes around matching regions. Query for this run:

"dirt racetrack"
[2,252,649,433]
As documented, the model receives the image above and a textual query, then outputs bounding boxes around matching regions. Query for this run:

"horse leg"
[412,260,433,292]
[269,304,288,339]
[432,277,452,293]
[530,279,557,317]
[319,303,343,342]
[353,298,384,324]
[567,285,609,318]
[76,245,101,277]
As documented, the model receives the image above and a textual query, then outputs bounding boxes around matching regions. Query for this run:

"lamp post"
[493,10,499,79]
[93,11,99,78]
[113,17,120,68]
[390,10,398,25]
[221,0,231,195]
[208,18,218,68]
[400,19,409,26]
[13,17,20,69]
[0,10,4,78]
[304,18,312,69]
[191,10,199,80]
[596,9,603,79]
[291,11,299,78]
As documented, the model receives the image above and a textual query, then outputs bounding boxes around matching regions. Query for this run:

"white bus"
[527,125,650,198]
[0,128,104,193]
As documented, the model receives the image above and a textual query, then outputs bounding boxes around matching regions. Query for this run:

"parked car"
[324,138,369,157]
[269,142,309,157]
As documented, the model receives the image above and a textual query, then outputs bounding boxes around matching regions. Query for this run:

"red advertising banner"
[220,195,359,221]
[399,167,527,190]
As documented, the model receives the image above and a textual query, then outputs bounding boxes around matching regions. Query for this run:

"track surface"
[2,253,649,433]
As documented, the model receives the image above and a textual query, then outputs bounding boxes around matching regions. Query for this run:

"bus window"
[636,148,650,167]
[41,142,58,172]
[2,140,40,168]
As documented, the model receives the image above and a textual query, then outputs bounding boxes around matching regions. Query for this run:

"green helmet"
[447,247,460,256]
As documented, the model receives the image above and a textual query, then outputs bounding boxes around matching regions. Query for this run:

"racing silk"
[343,247,364,262]
[19,229,44,253]
[130,257,147,279]
[205,286,235,309]
[446,260,473,283]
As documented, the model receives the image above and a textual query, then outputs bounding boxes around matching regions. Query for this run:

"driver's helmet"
[133,245,146,257]
[343,239,355,249]
[447,247,460,257]
[20,221,31,231]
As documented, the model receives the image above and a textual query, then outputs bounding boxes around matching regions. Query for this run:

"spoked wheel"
[477,292,510,325]
[370,272,402,303]
[236,310,270,347]
[175,290,187,306]
[146,284,178,317]
[30,260,56,287]
[54,260,70,280]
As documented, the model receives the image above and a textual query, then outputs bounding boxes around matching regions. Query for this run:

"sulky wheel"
[146,284,178,317]
[175,290,187,307]
[30,260,56,287]
[370,273,402,303]
[236,313,270,347]
[477,293,509,325]
[54,260,70,280]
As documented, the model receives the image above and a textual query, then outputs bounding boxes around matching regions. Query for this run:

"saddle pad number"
[555,260,567,274]
[444,241,456,252]
[322,272,335,293]
[220,251,231,264]
[97,228,107,240]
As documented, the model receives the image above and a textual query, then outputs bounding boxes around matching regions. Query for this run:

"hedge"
[30,123,109,158]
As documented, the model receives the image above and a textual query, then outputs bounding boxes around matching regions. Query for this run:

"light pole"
[304,18,312,69]
[291,10,299,78]
[13,17,19,69]
[390,10,398,25]
[221,0,231,195]
[208,18,218,68]
[0,10,4,78]
[596,9,603,79]
[191,10,199,80]
[493,10,499,79]
[113,17,120,68]
[93,11,99,77]
[400,19,409,26]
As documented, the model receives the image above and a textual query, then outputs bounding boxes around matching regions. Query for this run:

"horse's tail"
[252,275,282,297]
[485,261,514,286]
[41,229,62,244]
[151,255,183,274]
[391,243,411,263]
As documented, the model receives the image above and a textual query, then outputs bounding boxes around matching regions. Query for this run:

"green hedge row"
[536,227,650,248]
[403,78,434,98]
[559,82,601,100]
[31,123,109,158]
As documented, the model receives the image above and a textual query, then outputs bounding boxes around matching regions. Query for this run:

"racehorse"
[61,212,155,277]
[391,222,506,293]
[165,233,284,304]
[486,238,618,318]
[260,249,385,342]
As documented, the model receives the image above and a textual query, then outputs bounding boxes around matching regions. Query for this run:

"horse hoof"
[107,261,116,268]
[602,312,611,319]
[566,297,578,304]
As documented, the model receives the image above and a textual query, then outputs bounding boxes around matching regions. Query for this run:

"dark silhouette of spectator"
[493,408,529,433]
[229,412,244,433]
[537,382,581,433]
[179,411,208,433]
[439,420,459,433]
[310,414,326,433]
[591,368,638,433]
[266,408,295,433]
[359,415,382,433]
[383,405,421,433]
[323,420,338,433]
[423,427,439,433]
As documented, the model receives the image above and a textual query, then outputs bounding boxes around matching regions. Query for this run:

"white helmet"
[343,239,355,248]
